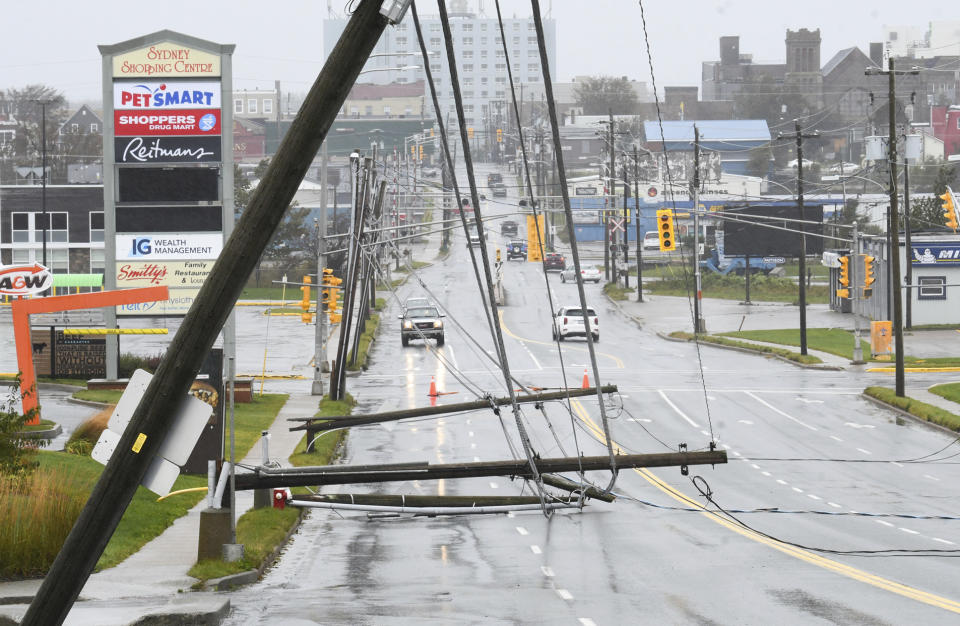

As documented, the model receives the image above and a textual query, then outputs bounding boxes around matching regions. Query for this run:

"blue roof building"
[643,119,771,176]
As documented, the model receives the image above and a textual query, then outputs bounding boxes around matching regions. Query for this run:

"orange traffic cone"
[581,368,590,389]
[428,376,438,397]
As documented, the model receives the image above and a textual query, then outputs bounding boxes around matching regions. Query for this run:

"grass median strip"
[720,328,868,360]
[864,386,960,432]
[670,331,822,365]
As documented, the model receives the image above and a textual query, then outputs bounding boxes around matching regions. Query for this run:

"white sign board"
[114,81,222,109]
[115,233,222,260]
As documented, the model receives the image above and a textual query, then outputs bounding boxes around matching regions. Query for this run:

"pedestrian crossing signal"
[656,209,675,251]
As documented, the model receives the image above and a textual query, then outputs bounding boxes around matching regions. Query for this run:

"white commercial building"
[322,0,557,129]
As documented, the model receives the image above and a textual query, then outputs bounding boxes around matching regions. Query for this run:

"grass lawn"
[670,331,822,365]
[347,312,381,371]
[225,393,288,460]
[189,394,354,583]
[602,282,635,301]
[647,272,830,304]
[928,382,960,405]
[720,328,869,360]
[0,451,206,579]
[73,389,123,404]
[864,386,960,431]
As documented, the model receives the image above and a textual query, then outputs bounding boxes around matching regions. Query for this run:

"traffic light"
[320,268,334,312]
[836,255,850,299]
[300,275,312,323]
[862,254,875,299]
[496,128,503,143]
[942,186,958,231]
[418,144,424,160]
[468,127,474,139]
[410,145,416,158]
[325,272,343,323]
[656,209,676,251]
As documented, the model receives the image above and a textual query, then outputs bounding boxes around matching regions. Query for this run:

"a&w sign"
[0,264,52,296]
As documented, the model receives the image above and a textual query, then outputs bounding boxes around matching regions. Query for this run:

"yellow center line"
[570,399,960,615]
[497,310,624,369]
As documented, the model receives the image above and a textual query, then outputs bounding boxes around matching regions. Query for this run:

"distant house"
[0,113,15,149]
[58,105,102,138]
[643,119,772,176]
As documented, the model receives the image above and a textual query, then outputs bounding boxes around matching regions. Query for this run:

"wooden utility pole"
[22,3,392,624]
[866,59,918,397]
[692,126,704,333]
[235,450,728,491]
[634,147,644,302]
[778,121,819,355]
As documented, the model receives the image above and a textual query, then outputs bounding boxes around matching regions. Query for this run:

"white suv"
[552,305,599,342]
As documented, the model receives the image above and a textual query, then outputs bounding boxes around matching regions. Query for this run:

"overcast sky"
[1,0,954,105]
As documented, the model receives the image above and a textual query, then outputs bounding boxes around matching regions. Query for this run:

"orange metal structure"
[11,286,169,424]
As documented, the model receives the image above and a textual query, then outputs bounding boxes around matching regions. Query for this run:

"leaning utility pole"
[22,2,393,624]
[607,112,616,283]
[634,147,643,302]
[778,121,819,355]
[313,142,330,394]
[865,58,918,397]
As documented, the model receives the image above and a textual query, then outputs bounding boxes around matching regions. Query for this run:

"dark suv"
[400,305,445,346]
[506,240,527,260]
[501,220,518,237]
[543,253,566,271]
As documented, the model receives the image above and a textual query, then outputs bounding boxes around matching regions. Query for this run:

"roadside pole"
[634,147,643,302]
[851,223,864,364]
[21,2,391,622]
[692,126,704,333]
[313,143,329,395]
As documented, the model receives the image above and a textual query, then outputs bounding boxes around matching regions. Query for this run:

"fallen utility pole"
[234,450,727,491]
[22,3,393,624]
[289,384,618,433]
[292,494,577,507]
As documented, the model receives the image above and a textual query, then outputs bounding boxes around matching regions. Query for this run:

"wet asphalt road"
[219,174,960,624]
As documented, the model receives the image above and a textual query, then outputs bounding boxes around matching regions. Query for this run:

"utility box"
[870,321,893,359]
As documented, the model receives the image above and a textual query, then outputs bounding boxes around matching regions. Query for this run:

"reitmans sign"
[114,136,221,163]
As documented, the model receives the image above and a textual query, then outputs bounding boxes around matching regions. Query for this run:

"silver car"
[560,265,602,283]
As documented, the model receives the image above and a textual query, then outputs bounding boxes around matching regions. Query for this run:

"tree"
[744,145,772,178]
[573,76,639,115]
[907,163,958,231]
[0,377,42,481]
[3,85,67,162]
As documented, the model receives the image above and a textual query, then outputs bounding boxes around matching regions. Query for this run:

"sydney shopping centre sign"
[112,42,221,78]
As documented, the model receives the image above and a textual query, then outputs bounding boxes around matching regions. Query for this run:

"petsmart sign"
[115,234,223,260]
[114,81,221,109]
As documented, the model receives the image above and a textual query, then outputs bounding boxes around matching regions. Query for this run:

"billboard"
[114,110,221,136]
[116,206,222,232]
[112,43,221,78]
[723,205,824,257]
[116,260,214,288]
[115,136,221,163]
[911,243,960,266]
[114,81,221,109]
[115,234,222,260]
[117,167,219,202]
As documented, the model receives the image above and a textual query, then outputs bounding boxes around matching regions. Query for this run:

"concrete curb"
[602,293,643,329]
[20,424,62,441]
[656,331,845,371]
[66,397,111,409]
[860,392,960,437]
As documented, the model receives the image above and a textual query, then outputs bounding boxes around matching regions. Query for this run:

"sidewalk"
[0,390,319,625]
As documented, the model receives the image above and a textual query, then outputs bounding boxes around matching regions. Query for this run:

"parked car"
[560,265,602,283]
[543,252,566,271]
[506,240,527,260]
[643,231,661,251]
[399,305,445,346]
[487,172,503,186]
[491,182,507,197]
[501,220,518,237]
[552,305,599,342]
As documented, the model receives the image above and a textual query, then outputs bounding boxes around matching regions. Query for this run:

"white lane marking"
[579,620,598,626]
[657,390,700,428]
[761,471,771,477]
[628,418,653,423]
[526,346,543,370]
[899,527,919,535]
[446,343,460,370]
[933,538,955,545]
[890,461,904,468]
[469,431,475,437]
[530,545,542,554]
[707,395,716,400]
[796,397,824,404]
[700,430,710,436]
[924,474,940,482]
[830,435,844,442]
[744,391,818,431]
[856,448,872,455]
[732,451,742,456]
[876,520,894,527]
[738,419,754,425]
[470,443,477,449]
[777,479,788,485]
[792,487,804,493]
[845,422,876,429]
[808,494,821,501]
[827,502,842,509]
[541,566,555,577]
[751,464,760,470]
[490,482,499,489]
[516,526,529,536]
[557,589,574,601]
[466,419,472,425]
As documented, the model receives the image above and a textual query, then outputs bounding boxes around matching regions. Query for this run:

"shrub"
[118,352,164,378]
[65,408,112,456]
[0,377,43,480]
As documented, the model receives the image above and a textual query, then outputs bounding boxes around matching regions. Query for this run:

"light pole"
[33,99,52,271]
